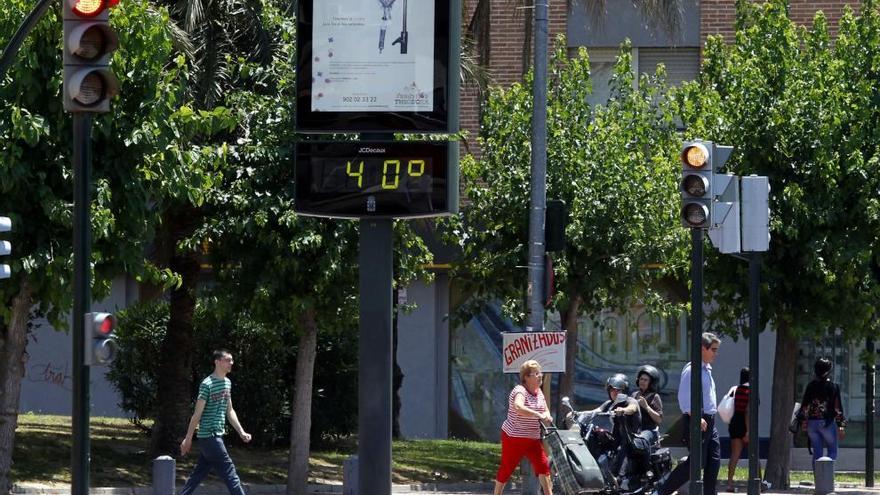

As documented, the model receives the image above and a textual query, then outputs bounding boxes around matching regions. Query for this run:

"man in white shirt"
[656,332,721,495]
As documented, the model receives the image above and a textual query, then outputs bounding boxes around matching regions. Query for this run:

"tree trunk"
[556,296,581,418]
[287,308,318,495]
[151,209,201,457]
[0,280,32,493]
[763,320,797,489]
[392,291,403,438]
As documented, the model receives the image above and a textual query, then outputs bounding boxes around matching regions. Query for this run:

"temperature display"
[295,141,457,218]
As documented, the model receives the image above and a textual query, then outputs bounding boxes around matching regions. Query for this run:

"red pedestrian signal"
[84,312,117,366]
[63,0,120,113]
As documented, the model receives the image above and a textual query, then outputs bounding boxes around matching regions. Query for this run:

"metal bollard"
[343,455,359,495]
[153,455,176,495]
[814,456,835,495]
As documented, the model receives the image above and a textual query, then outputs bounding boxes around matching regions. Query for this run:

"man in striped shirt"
[179,349,252,495]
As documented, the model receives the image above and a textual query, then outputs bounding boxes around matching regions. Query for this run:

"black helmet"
[636,364,661,393]
[606,373,629,395]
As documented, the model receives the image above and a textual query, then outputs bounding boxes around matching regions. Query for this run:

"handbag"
[717,385,737,424]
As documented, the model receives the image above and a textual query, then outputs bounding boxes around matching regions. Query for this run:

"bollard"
[814,456,835,495]
[343,454,359,495]
[153,455,176,495]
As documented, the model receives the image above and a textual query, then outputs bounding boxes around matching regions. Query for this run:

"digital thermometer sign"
[295,141,458,218]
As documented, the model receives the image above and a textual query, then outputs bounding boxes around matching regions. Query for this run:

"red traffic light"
[71,0,119,18]
[87,312,116,336]
[99,316,114,335]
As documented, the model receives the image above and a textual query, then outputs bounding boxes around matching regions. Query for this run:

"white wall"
[397,274,450,439]
[19,276,137,417]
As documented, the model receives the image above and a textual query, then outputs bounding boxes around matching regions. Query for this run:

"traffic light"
[84,312,116,366]
[0,217,10,279]
[680,141,712,229]
[63,0,120,113]
[545,199,568,253]
[680,141,736,231]
[741,175,770,252]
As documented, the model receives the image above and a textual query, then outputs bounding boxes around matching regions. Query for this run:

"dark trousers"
[659,415,721,495]
[178,436,246,495]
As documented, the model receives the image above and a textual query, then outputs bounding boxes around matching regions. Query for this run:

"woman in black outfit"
[799,357,846,465]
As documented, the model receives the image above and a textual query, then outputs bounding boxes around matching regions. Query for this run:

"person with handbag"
[726,367,763,491]
[799,357,846,466]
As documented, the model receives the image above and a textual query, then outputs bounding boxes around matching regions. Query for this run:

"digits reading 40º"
[346,159,426,190]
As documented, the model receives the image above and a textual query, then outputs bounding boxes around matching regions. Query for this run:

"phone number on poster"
[341,96,378,103]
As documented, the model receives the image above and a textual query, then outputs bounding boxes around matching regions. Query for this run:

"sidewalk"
[11,481,880,495]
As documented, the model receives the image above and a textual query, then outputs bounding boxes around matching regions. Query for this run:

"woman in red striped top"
[727,367,756,491]
[493,360,553,495]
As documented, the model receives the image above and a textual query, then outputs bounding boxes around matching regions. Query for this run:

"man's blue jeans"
[178,436,246,495]
[807,419,839,462]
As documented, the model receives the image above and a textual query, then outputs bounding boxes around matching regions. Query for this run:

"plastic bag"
[718,385,737,423]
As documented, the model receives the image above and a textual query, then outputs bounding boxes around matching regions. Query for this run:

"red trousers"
[495,430,551,483]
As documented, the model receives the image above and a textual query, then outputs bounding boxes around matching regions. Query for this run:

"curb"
[11,482,500,494]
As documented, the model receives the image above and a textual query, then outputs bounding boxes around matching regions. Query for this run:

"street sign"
[294,0,458,133]
[294,140,458,218]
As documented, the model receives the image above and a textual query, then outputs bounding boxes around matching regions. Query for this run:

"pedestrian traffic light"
[741,175,770,252]
[63,0,120,113]
[0,217,10,279]
[84,312,116,366]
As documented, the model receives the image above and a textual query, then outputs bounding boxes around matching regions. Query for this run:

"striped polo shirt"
[501,384,546,439]
[196,375,231,438]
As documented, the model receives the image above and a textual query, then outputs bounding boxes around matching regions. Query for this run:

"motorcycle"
[558,396,672,495]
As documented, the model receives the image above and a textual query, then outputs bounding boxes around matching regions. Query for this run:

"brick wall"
[459,0,568,157]
[701,0,862,45]
[788,1,861,37]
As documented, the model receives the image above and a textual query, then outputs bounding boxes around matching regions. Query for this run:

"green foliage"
[674,0,880,339]
[0,0,229,325]
[447,37,687,323]
[108,299,360,446]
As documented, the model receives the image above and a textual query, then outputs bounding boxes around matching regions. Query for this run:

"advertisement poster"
[501,332,566,373]
[312,0,436,112]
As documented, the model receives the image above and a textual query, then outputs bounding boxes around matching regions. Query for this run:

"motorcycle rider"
[587,374,641,484]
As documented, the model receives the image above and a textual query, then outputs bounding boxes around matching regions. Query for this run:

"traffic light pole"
[689,228,704,495]
[358,219,393,495]
[748,253,761,495]
[867,337,875,487]
[71,113,93,495]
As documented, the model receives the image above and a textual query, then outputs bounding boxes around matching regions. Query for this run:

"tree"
[446,38,688,412]
[142,0,276,456]
[674,0,880,487]
[0,0,225,490]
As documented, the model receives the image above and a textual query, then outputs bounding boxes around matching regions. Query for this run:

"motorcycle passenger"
[587,374,641,482]
[629,365,664,477]
[631,365,664,444]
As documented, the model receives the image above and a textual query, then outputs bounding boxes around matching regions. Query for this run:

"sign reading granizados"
[502,332,566,374]
[311,0,435,113]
